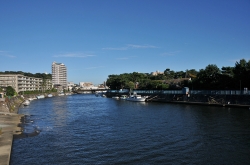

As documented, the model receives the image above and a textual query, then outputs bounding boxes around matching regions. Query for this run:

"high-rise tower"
[52,62,67,88]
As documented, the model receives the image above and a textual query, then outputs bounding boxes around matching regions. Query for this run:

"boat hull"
[23,100,30,106]
[36,95,45,99]
[47,94,53,97]
[126,97,146,102]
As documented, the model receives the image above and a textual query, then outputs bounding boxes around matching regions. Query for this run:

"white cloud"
[102,44,158,50]
[127,44,158,49]
[53,53,95,58]
[102,47,128,50]
[0,51,16,58]
[116,56,138,60]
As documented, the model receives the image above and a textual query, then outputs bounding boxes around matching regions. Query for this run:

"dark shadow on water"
[13,130,40,139]
[14,115,41,139]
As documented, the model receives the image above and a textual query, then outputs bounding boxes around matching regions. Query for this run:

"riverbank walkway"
[0,112,23,165]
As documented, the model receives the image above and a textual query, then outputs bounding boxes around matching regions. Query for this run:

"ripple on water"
[10,94,250,165]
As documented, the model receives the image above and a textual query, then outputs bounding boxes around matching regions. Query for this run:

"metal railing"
[107,89,250,95]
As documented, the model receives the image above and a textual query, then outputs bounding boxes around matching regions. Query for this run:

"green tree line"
[106,59,250,90]
[0,71,52,79]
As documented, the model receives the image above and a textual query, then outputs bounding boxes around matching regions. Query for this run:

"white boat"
[120,95,128,100]
[23,100,30,106]
[47,94,53,97]
[126,93,147,102]
[36,95,45,99]
[58,93,65,96]
[112,96,119,99]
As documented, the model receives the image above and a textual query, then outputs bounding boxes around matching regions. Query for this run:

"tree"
[105,59,249,90]
[106,75,121,89]
[196,64,221,89]
[174,71,185,79]
[233,59,250,89]
[164,68,175,79]
[219,66,235,89]
[6,86,16,96]
[126,81,135,90]
[186,69,198,78]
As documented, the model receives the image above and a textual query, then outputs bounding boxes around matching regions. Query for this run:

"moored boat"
[36,95,45,99]
[112,96,119,99]
[120,95,128,100]
[23,100,30,106]
[58,93,65,96]
[47,94,53,97]
[126,93,147,102]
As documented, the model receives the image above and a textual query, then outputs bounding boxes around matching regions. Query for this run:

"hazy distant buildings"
[67,81,75,91]
[151,70,164,76]
[79,82,97,89]
[52,62,67,88]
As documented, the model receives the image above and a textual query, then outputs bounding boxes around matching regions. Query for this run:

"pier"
[0,112,23,165]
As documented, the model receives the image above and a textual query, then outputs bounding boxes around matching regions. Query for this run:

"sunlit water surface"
[10,94,250,164]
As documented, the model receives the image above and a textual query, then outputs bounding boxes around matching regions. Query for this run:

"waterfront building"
[79,82,97,89]
[0,74,52,93]
[52,62,67,89]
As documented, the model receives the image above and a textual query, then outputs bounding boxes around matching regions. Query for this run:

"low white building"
[0,74,52,93]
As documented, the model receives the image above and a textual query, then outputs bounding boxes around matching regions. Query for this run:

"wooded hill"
[106,59,250,90]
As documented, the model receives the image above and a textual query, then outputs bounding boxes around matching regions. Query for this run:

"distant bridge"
[74,88,108,94]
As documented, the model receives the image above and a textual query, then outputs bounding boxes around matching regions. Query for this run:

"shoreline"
[0,96,24,165]
[149,99,250,109]
[0,112,23,165]
[0,93,73,165]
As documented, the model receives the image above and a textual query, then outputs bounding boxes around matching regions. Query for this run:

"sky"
[1,0,249,85]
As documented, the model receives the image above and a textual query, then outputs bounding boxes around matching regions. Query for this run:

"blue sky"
[1,0,249,85]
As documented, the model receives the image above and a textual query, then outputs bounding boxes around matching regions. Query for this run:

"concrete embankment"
[147,94,250,109]
[0,96,24,165]
[0,112,23,165]
[106,92,250,109]
[0,93,72,165]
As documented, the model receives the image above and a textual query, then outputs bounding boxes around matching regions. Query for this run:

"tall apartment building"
[0,74,52,93]
[52,62,67,88]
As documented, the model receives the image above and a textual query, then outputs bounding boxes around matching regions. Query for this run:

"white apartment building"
[52,62,67,88]
[0,74,52,93]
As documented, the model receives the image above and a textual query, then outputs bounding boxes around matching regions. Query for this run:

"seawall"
[0,96,24,165]
[147,94,250,109]
[106,91,250,109]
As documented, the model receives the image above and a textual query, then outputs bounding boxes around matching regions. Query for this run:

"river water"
[10,94,250,164]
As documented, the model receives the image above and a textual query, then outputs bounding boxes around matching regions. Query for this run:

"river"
[10,94,250,164]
